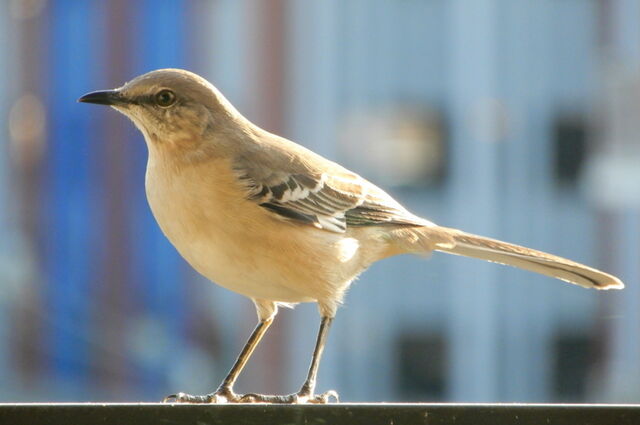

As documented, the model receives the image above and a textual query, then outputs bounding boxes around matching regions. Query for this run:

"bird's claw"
[162,388,239,404]
[313,390,339,404]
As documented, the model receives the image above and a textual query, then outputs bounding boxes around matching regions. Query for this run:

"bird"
[79,69,624,404]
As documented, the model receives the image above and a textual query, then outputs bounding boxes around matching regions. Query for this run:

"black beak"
[77,89,126,106]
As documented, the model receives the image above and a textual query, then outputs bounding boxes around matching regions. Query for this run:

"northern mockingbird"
[79,69,623,404]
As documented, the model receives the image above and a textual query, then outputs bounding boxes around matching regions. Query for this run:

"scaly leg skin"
[163,317,273,404]
[239,317,338,404]
[163,316,338,404]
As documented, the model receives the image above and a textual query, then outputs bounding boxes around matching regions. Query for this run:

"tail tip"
[595,277,625,290]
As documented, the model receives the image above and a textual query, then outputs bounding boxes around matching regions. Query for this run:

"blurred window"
[338,106,447,188]
[551,332,591,401]
[553,113,588,186]
[396,331,446,401]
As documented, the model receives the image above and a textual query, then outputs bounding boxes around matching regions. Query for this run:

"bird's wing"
[233,139,430,234]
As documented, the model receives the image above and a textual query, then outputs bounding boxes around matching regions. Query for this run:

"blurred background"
[1,0,638,403]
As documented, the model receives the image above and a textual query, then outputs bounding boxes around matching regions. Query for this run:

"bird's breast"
[145,157,259,287]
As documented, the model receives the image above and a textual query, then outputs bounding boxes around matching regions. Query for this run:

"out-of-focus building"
[0,0,636,403]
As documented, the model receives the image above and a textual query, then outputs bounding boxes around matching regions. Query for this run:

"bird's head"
[79,69,247,156]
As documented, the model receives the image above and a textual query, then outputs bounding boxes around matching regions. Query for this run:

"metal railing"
[1,403,638,425]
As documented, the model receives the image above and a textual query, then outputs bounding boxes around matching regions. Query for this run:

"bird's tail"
[409,226,624,290]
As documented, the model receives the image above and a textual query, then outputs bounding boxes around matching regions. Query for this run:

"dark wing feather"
[236,164,429,233]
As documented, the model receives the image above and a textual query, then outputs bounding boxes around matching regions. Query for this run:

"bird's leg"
[296,316,338,403]
[240,316,338,404]
[163,316,274,403]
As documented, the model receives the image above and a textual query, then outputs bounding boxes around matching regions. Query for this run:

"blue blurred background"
[1,0,638,403]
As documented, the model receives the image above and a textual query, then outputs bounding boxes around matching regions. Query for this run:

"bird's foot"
[163,387,339,404]
[162,387,241,404]
[239,389,339,404]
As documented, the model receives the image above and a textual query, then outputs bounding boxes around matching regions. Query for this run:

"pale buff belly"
[171,228,320,303]
[144,158,366,304]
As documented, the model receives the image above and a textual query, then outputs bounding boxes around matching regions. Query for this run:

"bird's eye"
[155,89,176,107]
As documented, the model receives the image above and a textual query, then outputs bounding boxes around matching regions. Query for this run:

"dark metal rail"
[0,403,638,425]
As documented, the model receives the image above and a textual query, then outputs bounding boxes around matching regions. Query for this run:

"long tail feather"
[428,227,624,290]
